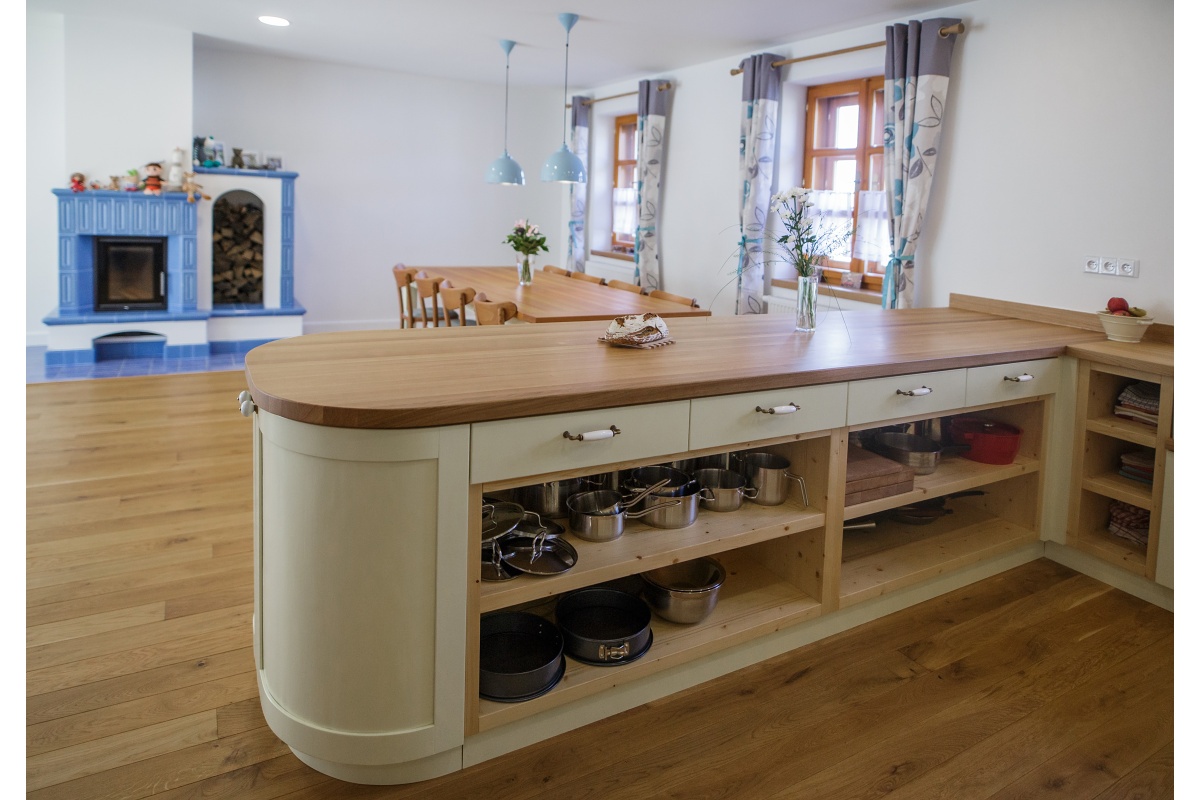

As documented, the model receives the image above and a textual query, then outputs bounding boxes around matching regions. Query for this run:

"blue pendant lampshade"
[486,39,525,185]
[541,13,586,184]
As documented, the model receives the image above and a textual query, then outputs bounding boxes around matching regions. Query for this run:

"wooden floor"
[27,371,1174,799]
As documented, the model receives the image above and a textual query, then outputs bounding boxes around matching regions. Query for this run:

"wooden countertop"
[245,308,1125,429]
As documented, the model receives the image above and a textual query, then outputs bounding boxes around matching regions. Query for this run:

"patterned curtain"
[734,53,783,314]
[882,19,961,308]
[567,96,591,273]
[633,79,670,291]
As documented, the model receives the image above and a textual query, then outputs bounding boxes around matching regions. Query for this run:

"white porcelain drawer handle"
[755,403,799,415]
[563,425,621,442]
[1004,373,1034,382]
[896,386,933,397]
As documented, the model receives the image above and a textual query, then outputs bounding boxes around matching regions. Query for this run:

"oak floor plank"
[26,553,252,607]
[1094,743,1174,800]
[27,602,165,648]
[148,754,331,800]
[27,546,215,590]
[24,507,250,552]
[27,647,255,725]
[27,670,258,757]
[26,515,247,569]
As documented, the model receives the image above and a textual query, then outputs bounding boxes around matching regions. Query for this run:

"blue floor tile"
[27,346,247,384]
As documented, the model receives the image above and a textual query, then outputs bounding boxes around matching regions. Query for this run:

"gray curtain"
[734,53,782,314]
[882,19,961,308]
[567,96,591,273]
[633,79,670,291]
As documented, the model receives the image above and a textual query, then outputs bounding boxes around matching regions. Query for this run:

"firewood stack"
[212,199,265,304]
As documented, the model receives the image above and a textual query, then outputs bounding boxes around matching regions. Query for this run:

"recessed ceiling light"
[258,15,290,27]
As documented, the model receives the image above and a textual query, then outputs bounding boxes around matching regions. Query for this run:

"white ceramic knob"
[240,399,255,417]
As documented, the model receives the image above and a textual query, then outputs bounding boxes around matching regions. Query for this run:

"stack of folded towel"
[1117,449,1155,485]
[1107,500,1150,547]
[1113,381,1160,427]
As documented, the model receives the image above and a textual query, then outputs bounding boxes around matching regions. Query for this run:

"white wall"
[579,0,1173,322]
[26,13,193,344]
[193,47,566,333]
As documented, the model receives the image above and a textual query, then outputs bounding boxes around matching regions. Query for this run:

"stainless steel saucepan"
[566,479,679,542]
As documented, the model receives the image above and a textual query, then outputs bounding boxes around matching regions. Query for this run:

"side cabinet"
[254,412,471,784]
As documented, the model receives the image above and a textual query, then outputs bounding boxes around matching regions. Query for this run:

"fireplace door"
[94,237,167,311]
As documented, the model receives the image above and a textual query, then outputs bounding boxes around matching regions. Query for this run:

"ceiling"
[30,0,954,87]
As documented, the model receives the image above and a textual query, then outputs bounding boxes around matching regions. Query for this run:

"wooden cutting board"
[845,445,917,494]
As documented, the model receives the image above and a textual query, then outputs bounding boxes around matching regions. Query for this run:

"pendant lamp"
[541,13,587,183]
[485,39,525,185]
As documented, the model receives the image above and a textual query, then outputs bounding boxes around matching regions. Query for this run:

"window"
[608,113,638,257]
[801,77,888,290]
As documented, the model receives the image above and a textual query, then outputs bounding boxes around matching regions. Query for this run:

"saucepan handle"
[624,498,682,519]
[784,472,809,506]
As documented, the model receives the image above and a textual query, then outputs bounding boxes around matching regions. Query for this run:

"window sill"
[590,250,635,263]
[770,277,883,305]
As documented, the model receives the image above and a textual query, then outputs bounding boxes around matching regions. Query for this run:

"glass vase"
[795,272,819,332]
[517,253,535,286]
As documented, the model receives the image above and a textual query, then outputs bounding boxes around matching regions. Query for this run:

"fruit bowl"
[1097,310,1154,343]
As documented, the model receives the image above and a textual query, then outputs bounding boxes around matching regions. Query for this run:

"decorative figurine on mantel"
[108,175,121,191]
[141,162,164,195]
[122,169,140,192]
[181,172,212,204]
[167,147,185,191]
[230,147,245,169]
[69,172,86,193]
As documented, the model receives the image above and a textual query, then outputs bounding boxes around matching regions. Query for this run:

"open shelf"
[839,501,1038,607]
[1081,472,1153,509]
[1068,488,1149,576]
[1085,414,1158,448]
[477,548,823,731]
[480,498,825,612]
[843,453,1039,520]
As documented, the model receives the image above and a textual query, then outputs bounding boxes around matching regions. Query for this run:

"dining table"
[413,266,712,323]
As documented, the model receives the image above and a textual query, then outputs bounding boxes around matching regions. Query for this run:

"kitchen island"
[243,306,1169,784]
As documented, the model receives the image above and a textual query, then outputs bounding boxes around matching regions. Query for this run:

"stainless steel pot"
[512,477,604,519]
[642,482,711,529]
[641,557,726,624]
[740,452,809,506]
[693,468,758,512]
[869,432,970,476]
[566,482,679,542]
[626,465,694,497]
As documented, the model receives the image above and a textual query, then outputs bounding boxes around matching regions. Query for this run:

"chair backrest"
[607,279,645,295]
[570,271,607,286]
[474,293,518,325]
[392,265,421,328]
[438,282,476,327]
[412,275,446,327]
[542,265,571,276]
[649,289,700,308]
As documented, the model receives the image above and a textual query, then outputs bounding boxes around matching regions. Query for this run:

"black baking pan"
[478,611,565,702]
[555,587,653,666]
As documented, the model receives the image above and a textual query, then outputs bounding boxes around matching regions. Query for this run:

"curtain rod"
[728,23,965,75]
[566,82,672,108]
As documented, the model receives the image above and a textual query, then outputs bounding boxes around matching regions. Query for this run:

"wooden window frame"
[800,77,886,292]
[608,113,639,255]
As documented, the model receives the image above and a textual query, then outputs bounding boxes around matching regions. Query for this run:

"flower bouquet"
[769,187,853,331]
[505,219,549,286]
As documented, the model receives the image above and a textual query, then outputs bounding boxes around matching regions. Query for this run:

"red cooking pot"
[948,418,1022,464]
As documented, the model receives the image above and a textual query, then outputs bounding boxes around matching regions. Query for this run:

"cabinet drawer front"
[471,401,691,484]
[965,358,1060,407]
[689,383,848,450]
[847,369,967,426]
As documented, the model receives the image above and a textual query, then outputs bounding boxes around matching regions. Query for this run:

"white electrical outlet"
[1083,256,1102,273]
[1100,257,1118,275]
[1117,258,1140,277]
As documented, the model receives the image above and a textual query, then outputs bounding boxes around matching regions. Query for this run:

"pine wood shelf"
[477,549,823,731]
[839,503,1038,607]
[479,499,825,613]
[1085,414,1157,447]
[843,453,1039,520]
[1082,472,1153,509]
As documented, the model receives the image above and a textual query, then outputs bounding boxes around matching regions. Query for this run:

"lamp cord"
[504,53,511,153]
[561,30,570,145]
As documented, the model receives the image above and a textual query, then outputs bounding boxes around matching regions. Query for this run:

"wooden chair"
[542,265,571,276]
[438,281,477,327]
[607,279,645,295]
[473,292,519,326]
[392,265,421,328]
[649,289,701,308]
[570,271,607,286]
[413,273,455,327]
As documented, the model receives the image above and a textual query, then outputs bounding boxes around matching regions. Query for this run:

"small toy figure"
[192,136,206,166]
[69,172,86,192]
[181,172,212,203]
[108,176,122,191]
[89,179,104,190]
[230,147,245,169]
[142,162,164,195]
[167,147,185,190]
[122,169,140,192]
